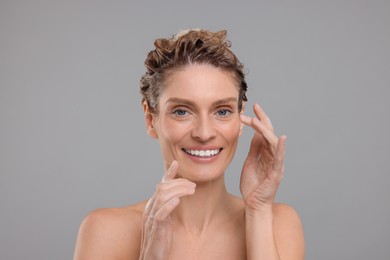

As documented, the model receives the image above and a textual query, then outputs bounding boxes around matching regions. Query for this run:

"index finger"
[240,113,278,150]
[162,160,179,183]
[254,103,274,131]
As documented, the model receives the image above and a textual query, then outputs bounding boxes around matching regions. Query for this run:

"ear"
[143,101,158,138]
[239,101,246,136]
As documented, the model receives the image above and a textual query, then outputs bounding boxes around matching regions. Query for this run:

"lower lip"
[182,150,222,163]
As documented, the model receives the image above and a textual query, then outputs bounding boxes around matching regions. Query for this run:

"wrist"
[244,205,280,260]
[245,203,274,218]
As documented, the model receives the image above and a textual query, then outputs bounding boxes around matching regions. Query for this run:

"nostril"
[191,120,216,141]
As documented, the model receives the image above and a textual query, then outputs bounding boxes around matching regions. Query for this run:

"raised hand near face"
[239,104,287,214]
[139,161,196,260]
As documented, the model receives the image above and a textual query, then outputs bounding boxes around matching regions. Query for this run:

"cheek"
[158,119,187,144]
[221,119,241,139]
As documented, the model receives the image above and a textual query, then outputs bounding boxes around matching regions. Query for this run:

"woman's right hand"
[139,160,196,260]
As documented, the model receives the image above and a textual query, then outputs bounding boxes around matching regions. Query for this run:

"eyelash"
[216,108,233,117]
[171,107,234,118]
[172,109,189,117]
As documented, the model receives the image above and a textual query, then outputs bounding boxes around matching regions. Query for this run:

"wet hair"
[139,29,248,113]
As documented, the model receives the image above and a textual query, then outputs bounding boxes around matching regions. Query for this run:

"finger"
[271,135,287,179]
[148,180,196,222]
[240,113,252,126]
[162,160,178,183]
[142,178,192,246]
[145,186,194,235]
[253,103,274,131]
[241,114,278,153]
[143,197,155,223]
[154,197,180,222]
[250,116,278,151]
[245,132,263,163]
[240,104,275,133]
[241,113,276,143]
[151,182,195,212]
[143,177,192,223]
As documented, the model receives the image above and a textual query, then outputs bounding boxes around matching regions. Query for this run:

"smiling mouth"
[182,148,223,158]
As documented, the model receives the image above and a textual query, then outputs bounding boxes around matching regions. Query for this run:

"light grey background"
[1,0,389,259]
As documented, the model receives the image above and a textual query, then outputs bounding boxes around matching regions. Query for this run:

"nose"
[191,115,216,142]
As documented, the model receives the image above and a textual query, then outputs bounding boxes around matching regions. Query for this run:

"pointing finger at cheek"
[162,160,178,183]
[240,114,252,126]
[240,114,278,150]
[253,103,274,131]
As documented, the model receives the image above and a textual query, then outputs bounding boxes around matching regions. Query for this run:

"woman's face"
[146,63,243,182]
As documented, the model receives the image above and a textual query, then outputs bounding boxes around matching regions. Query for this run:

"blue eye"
[217,109,231,116]
[173,109,188,116]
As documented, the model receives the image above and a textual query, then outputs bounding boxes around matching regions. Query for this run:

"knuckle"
[154,213,164,223]
[184,179,195,187]
[184,179,193,186]
[154,195,163,206]
[155,194,167,206]
[146,214,155,225]
[174,178,190,187]
[155,183,164,192]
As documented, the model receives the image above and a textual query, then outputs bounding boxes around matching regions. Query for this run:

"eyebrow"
[165,97,238,106]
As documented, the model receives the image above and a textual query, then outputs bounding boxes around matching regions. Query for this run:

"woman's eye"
[173,109,188,116]
[216,109,232,116]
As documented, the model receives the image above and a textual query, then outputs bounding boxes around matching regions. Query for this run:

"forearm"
[245,208,281,260]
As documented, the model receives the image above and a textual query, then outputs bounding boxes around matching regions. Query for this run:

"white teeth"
[184,149,221,157]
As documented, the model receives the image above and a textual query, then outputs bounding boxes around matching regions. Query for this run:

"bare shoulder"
[74,201,148,260]
[273,203,305,259]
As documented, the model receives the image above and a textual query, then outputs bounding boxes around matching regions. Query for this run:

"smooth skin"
[74,64,305,260]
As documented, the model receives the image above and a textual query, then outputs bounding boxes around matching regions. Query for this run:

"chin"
[177,164,227,183]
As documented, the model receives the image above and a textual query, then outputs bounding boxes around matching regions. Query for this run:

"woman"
[74,29,305,260]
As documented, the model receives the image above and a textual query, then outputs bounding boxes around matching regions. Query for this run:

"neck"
[171,174,232,235]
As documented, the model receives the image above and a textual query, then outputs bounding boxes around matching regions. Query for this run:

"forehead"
[160,64,239,103]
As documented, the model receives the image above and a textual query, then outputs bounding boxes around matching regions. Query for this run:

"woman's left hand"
[239,104,287,214]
